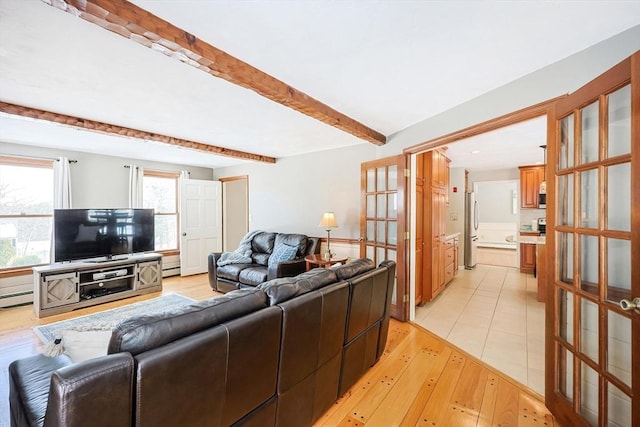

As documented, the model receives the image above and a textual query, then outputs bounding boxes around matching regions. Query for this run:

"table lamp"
[318,212,338,261]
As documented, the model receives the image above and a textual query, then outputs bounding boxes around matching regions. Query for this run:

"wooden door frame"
[402,97,564,313]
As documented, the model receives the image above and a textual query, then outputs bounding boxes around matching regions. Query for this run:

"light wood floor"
[0,274,557,426]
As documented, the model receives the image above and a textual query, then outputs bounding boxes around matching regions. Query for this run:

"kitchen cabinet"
[443,235,458,286]
[417,149,453,303]
[519,231,539,274]
[519,165,545,209]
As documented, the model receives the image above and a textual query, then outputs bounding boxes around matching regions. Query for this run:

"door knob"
[619,297,640,314]
[182,232,187,237]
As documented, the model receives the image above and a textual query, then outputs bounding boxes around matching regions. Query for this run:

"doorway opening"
[406,103,552,396]
[220,175,248,252]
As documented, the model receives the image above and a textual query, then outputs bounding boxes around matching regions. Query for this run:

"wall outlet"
[450,212,458,221]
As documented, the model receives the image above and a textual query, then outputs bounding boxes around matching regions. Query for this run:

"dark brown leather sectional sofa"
[208,232,320,293]
[9,258,396,427]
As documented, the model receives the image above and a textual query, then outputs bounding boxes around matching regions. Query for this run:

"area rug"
[34,293,195,344]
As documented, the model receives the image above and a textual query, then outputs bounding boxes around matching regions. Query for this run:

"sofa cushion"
[238,266,268,286]
[333,258,375,280]
[252,232,276,255]
[252,253,271,266]
[269,243,298,266]
[9,354,73,427]
[274,233,308,257]
[258,268,339,305]
[108,288,268,355]
[217,263,254,281]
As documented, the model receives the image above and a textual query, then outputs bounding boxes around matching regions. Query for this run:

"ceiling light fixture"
[471,150,480,154]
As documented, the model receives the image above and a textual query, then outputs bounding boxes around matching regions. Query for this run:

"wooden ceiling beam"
[0,102,276,164]
[53,0,386,145]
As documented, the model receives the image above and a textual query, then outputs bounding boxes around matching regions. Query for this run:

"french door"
[361,155,408,321]
[546,52,638,426]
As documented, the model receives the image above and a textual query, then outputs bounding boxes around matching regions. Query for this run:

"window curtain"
[128,165,144,208]
[53,157,73,209]
[51,157,72,262]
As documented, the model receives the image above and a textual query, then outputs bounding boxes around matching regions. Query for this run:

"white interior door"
[180,179,222,276]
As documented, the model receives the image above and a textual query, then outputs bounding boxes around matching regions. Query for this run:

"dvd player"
[93,269,128,281]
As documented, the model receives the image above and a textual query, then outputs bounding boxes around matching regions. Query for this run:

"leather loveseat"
[9,258,395,427]
[208,231,320,293]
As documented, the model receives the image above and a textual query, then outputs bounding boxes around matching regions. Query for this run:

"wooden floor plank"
[317,329,426,426]
[399,349,454,426]
[478,372,500,427]
[492,378,521,427]
[443,359,489,426]
[518,391,556,427]
[0,273,557,427]
[363,339,446,426]
[414,352,466,426]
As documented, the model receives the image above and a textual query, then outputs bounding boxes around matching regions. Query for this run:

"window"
[143,170,179,251]
[0,156,54,269]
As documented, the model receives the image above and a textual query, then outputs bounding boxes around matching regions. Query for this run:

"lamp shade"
[318,212,338,228]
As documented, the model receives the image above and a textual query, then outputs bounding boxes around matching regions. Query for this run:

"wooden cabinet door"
[520,243,536,274]
[520,165,543,208]
[137,260,162,289]
[40,272,79,309]
[431,238,442,298]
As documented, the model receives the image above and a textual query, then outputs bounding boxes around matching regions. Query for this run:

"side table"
[305,254,348,271]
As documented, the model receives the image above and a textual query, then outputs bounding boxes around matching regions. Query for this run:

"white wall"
[446,167,466,264]
[214,143,377,240]
[1,142,214,208]
[381,25,640,157]
[469,168,519,185]
[476,180,518,224]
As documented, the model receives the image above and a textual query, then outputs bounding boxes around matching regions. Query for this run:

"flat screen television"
[54,208,155,262]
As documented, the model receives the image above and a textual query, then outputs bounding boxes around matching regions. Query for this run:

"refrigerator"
[464,192,479,269]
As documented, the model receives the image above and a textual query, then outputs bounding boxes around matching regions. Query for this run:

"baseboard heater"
[0,290,33,308]
[162,266,180,278]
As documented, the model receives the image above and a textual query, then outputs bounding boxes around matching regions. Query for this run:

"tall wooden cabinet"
[519,165,545,208]
[416,148,455,304]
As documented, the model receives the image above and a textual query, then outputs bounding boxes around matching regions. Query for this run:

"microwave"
[538,193,546,209]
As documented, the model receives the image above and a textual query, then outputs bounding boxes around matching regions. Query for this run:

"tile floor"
[414,264,545,396]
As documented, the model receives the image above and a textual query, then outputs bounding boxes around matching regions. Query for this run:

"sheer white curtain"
[128,165,144,208]
[53,157,72,209]
[51,157,72,262]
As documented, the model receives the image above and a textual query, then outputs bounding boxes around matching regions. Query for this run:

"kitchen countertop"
[506,234,546,245]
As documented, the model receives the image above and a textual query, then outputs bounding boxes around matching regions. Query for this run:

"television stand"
[33,253,162,318]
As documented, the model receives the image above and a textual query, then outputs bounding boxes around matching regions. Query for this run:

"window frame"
[0,156,54,276]
[142,169,180,255]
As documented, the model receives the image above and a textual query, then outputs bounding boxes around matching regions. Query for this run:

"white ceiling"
[0,0,638,170]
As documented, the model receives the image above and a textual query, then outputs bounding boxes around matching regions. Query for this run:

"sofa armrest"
[208,252,223,290]
[44,353,134,427]
[267,258,306,281]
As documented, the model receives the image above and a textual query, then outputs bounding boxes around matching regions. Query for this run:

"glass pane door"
[361,155,407,321]
[548,54,637,426]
